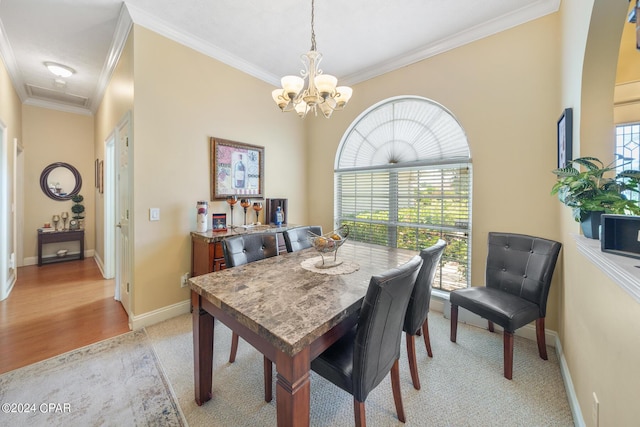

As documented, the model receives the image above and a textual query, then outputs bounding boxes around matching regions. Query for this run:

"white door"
[115,113,132,317]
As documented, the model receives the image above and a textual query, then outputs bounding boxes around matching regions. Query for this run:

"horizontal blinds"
[335,163,471,290]
[336,164,470,231]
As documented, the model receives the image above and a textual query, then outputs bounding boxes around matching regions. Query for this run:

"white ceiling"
[0,0,559,115]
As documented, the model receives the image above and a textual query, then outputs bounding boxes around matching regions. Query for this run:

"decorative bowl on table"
[308,225,349,269]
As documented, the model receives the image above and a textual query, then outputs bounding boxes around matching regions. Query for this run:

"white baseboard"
[23,249,96,266]
[130,299,191,330]
[555,336,585,426]
[93,251,106,277]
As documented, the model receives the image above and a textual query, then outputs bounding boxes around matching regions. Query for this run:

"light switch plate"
[149,208,160,221]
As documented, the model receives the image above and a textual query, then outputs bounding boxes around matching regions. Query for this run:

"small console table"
[38,229,85,266]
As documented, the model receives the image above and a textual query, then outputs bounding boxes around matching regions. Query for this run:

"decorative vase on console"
[61,212,69,230]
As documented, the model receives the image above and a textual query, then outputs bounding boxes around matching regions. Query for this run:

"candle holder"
[240,198,251,225]
[252,202,263,224]
[61,212,69,230]
[52,214,60,231]
[226,196,238,227]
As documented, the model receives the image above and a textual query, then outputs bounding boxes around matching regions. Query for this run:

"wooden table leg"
[276,347,311,427]
[192,291,214,406]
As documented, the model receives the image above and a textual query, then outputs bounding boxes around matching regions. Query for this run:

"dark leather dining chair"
[311,255,423,427]
[283,225,322,252]
[222,232,278,401]
[449,232,562,379]
[403,239,447,390]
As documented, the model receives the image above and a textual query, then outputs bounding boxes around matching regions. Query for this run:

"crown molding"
[23,97,93,116]
[89,3,133,113]
[125,3,281,87]
[334,0,559,86]
[0,15,27,103]
[0,0,560,112]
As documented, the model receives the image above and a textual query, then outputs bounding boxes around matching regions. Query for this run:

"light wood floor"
[0,258,130,374]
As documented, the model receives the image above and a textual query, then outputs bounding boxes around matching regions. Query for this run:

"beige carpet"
[146,313,574,427]
[0,329,185,427]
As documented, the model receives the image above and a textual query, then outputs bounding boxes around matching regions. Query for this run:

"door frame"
[104,133,115,280]
[0,120,7,300]
[112,111,132,321]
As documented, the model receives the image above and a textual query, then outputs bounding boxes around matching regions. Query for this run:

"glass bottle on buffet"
[275,206,284,227]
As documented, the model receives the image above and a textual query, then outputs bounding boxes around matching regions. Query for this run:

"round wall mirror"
[40,162,82,201]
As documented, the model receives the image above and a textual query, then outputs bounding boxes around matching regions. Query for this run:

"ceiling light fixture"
[271,0,352,118]
[44,62,75,78]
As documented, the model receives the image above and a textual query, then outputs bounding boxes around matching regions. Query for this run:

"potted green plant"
[551,157,640,238]
[71,194,85,228]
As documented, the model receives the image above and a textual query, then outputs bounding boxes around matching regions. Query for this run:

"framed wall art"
[95,159,99,188]
[210,137,264,200]
[99,160,104,194]
[557,108,573,169]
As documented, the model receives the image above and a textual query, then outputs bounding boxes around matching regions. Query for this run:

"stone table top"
[190,224,300,243]
[189,241,417,356]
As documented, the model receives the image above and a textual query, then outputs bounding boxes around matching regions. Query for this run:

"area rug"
[0,330,185,427]
[146,313,575,427]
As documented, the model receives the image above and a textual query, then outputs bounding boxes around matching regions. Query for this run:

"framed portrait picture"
[557,108,573,169]
[210,137,264,200]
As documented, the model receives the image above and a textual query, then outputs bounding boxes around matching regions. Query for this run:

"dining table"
[189,239,417,427]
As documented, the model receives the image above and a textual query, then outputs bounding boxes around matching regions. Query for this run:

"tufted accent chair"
[283,225,323,252]
[311,255,423,426]
[449,232,562,379]
[222,232,279,401]
[402,239,447,390]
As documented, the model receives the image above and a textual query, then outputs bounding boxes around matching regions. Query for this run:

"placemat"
[301,256,360,275]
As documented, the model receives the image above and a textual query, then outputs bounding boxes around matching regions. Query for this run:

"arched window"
[334,96,472,291]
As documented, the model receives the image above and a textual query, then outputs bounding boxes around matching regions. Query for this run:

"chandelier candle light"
[271,0,352,118]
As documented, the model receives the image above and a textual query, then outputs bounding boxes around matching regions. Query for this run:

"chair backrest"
[223,232,279,267]
[485,232,562,317]
[352,255,423,402]
[403,239,447,335]
[283,226,323,252]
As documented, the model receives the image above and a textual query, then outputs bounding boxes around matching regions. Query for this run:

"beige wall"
[307,14,563,329]
[614,1,640,125]
[21,106,94,259]
[94,28,134,264]
[615,1,640,85]
[128,26,305,314]
[559,0,640,426]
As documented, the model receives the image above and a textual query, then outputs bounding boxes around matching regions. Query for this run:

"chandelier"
[271,0,353,118]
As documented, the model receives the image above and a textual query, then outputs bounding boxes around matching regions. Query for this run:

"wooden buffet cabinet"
[190,225,295,277]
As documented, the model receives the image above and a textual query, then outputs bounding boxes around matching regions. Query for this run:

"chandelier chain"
[310,0,316,51]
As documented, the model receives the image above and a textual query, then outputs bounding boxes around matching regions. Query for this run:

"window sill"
[573,234,640,303]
